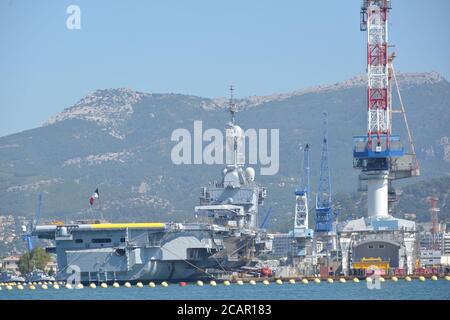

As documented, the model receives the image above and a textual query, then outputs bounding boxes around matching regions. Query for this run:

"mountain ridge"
[0,70,449,230]
[43,71,446,128]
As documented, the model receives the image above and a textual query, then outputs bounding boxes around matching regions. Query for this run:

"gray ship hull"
[34,221,268,283]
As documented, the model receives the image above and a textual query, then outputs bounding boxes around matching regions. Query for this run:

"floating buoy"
[161,281,169,287]
[262,279,270,285]
[419,276,426,282]
[405,276,412,282]
[29,285,36,290]
[6,285,13,291]
[17,284,24,290]
[53,284,60,290]
[289,279,296,284]
[223,280,230,286]
[197,280,204,287]
[136,282,144,288]
[100,283,108,288]
[124,282,132,288]
[275,279,283,285]
[445,275,450,281]
[112,282,119,288]
[89,283,96,289]
[59,281,64,285]
[76,283,84,289]
[379,277,385,283]
[41,284,48,290]
[353,278,359,283]
[366,277,372,283]
[339,278,346,283]
[65,283,72,289]
[38,282,42,285]
[314,278,321,284]
[236,280,243,286]
[33,282,37,285]
[149,282,156,288]
[43,282,47,285]
[249,280,256,285]
[210,280,217,287]
[327,278,334,284]
[431,275,438,281]
[391,276,398,282]
[301,279,308,284]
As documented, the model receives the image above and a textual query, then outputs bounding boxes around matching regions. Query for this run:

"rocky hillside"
[0,71,449,230]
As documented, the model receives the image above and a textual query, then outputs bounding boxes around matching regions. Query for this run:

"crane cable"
[391,64,417,157]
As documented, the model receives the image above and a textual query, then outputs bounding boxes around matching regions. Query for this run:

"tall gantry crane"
[355,0,419,219]
[292,143,313,259]
[427,196,440,251]
[338,0,420,277]
[294,143,311,234]
[315,112,333,233]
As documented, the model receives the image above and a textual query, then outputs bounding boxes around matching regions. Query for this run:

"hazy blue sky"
[0,0,449,137]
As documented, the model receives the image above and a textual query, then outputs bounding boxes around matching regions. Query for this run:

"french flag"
[89,188,99,206]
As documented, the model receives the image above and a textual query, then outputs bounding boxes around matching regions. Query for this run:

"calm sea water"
[1,280,449,300]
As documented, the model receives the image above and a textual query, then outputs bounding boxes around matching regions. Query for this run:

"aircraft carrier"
[33,98,273,283]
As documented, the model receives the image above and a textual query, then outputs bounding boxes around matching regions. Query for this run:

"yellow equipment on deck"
[352,257,390,272]
[90,222,165,229]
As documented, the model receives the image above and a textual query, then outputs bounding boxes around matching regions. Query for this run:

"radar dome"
[232,125,244,138]
[245,167,255,182]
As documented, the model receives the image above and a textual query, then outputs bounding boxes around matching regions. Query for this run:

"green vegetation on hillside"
[333,176,450,224]
[18,247,51,275]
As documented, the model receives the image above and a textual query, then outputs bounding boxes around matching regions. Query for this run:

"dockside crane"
[292,143,313,259]
[355,0,420,218]
[294,143,311,235]
[427,196,440,251]
[315,112,333,234]
[260,208,273,230]
[22,193,42,252]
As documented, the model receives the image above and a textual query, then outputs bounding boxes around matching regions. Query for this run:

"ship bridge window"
[92,238,112,244]
[379,244,385,249]
[120,238,126,243]
[75,239,83,243]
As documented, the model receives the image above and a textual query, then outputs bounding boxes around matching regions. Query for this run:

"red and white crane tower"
[355,0,419,218]
[361,0,391,151]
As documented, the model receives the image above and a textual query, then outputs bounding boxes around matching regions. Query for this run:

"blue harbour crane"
[260,207,273,230]
[315,112,333,233]
[22,193,42,252]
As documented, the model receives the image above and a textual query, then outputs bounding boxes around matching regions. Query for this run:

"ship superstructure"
[195,87,271,267]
